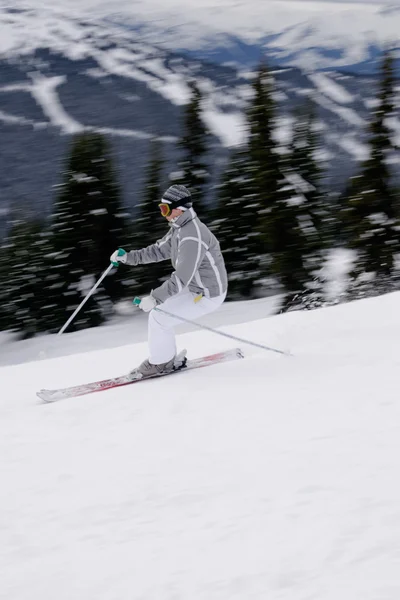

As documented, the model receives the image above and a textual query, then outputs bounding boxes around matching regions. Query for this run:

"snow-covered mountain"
[2,288,400,599]
[104,0,400,74]
[3,0,399,73]
[0,1,399,233]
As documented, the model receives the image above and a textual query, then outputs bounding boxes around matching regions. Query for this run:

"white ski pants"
[148,288,226,364]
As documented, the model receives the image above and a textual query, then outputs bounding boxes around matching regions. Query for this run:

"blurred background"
[0,0,399,339]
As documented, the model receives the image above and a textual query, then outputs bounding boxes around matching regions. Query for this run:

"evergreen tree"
[247,63,281,226]
[269,174,323,308]
[273,101,328,309]
[213,61,283,299]
[171,82,211,219]
[0,219,50,337]
[247,63,288,286]
[212,149,264,298]
[0,241,10,331]
[341,50,399,294]
[290,101,329,242]
[243,65,328,305]
[245,63,321,301]
[44,132,128,333]
[134,140,171,295]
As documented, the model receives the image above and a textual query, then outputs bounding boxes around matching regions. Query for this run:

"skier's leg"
[148,289,226,365]
[148,306,179,365]
[148,289,192,364]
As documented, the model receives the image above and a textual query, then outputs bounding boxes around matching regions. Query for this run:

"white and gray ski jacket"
[126,208,228,304]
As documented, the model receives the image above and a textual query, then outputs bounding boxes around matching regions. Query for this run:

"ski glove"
[110,248,127,266]
[138,295,157,312]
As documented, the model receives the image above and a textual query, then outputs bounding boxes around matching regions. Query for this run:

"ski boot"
[129,350,187,380]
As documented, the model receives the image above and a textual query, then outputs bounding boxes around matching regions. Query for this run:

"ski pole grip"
[111,248,126,267]
[133,297,141,306]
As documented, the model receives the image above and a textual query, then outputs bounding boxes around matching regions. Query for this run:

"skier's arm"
[125,230,172,266]
[152,237,207,304]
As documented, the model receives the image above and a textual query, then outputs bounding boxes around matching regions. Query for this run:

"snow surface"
[201,106,247,147]
[2,291,400,599]
[313,92,366,128]
[0,296,281,367]
[334,132,370,161]
[0,73,178,142]
[0,109,44,128]
[29,74,84,135]
[386,116,400,147]
[308,73,355,105]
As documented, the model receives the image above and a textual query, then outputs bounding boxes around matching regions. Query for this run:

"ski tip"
[36,390,55,403]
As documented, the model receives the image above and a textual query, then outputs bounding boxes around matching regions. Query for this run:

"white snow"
[385,116,400,147]
[313,92,366,127]
[29,73,84,135]
[92,126,178,143]
[0,2,397,95]
[0,109,45,128]
[313,146,334,162]
[201,107,247,147]
[0,296,280,367]
[0,73,178,141]
[11,0,399,63]
[91,48,191,106]
[85,67,108,79]
[308,72,355,105]
[364,97,380,109]
[331,132,370,161]
[321,247,356,302]
[273,115,295,146]
[386,154,400,165]
[285,172,316,193]
[286,193,306,206]
[2,291,400,599]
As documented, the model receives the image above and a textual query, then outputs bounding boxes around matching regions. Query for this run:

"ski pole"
[133,298,291,356]
[58,264,114,335]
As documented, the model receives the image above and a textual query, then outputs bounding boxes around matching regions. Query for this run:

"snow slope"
[2,292,400,599]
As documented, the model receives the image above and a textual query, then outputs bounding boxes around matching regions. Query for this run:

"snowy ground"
[0,295,281,367]
[2,291,400,599]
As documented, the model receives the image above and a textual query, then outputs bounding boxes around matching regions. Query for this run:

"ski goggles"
[159,202,172,217]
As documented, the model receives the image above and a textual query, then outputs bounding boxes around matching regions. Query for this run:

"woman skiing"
[110,184,227,379]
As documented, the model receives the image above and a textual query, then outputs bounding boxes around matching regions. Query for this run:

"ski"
[37,348,244,403]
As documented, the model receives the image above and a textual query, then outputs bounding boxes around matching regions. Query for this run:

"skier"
[110,184,228,379]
